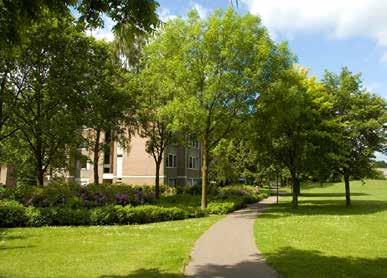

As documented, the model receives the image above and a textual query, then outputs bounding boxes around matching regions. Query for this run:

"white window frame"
[188,156,199,169]
[166,153,177,168]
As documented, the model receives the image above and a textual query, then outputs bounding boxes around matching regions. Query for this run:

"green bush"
[0,200,28,227]
[52,207,91,226]
[1,183,157,208]
[90,206,120,225]
[0,184,268,227]
[206,200,244,214]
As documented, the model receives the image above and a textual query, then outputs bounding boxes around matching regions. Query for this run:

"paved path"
[184,196,279,278]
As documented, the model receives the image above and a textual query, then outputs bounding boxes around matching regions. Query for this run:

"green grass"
[0,216,222,278]
[255,180,387,278]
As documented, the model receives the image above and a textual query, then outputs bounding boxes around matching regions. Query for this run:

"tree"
[7,14,94,185]
[82,40,135,185]
[254,67,328,207]
[0,0,160,48]
[322,68,387,207]
[162,9,277,208]
[210,138,259,185]
[136,31,182,198]
[0,48,19,144]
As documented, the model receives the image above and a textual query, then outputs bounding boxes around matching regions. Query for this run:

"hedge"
[0,184,269,227]
[0,201,196,227]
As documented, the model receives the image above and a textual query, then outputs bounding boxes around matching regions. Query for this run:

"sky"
[91,0,387,160]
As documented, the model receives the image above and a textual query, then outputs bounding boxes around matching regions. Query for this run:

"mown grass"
[255,180,387,278]
[0,216,222,278]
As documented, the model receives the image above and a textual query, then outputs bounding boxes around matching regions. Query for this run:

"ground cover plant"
[254,180,387,278]
[0,216,222,278]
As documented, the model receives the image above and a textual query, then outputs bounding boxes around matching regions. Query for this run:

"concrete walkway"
[184,196,279,278]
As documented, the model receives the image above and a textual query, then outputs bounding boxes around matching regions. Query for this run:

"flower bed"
[0,184,268,227]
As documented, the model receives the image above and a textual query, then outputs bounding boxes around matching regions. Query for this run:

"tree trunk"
[93,129,101,185]
[344,174,351,207]
[155,160,161,199]
[37,164,44,186]
[201,137,209,209]
[36,134,44,186]
[291,173,299,208]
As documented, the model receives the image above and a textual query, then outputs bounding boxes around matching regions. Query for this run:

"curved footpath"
[184,196,279,278]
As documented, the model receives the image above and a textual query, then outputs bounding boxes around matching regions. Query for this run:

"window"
[188,156,199,169]
[166,154,177,168]
[188,137,199,148]
[80,158,87,170]
[103,147,110,165]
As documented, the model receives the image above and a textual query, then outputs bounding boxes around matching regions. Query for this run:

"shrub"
[51,207,91,226]
[206,199,245,214]
[1,183,157,208]
[25,207,51,227]
[124,206,187,224]
[0,200,28,227]
[89,206,119,225]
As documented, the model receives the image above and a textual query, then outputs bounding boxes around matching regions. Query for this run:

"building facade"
[71,133,201,186]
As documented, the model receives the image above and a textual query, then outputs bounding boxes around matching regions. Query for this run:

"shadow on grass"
[0,229,30,241]
[300,192,369,197]
[99,268,180,278]
[263,247,387,278]
[0,245,35,250]
[261,199,387,218]
[0,229,35,251]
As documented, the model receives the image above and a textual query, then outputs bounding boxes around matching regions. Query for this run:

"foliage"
[0,200,28,227]
[0,202,190,227]
[210,139,260,184]
[4,13,96,185]
[0,184,267,227]
[135,32,180,198]
[159,8,281,208]
[0,183,155,208]
[0,0,159,48]
[321,68,387,206]
[80,40,135,185]
[254,67,328,207]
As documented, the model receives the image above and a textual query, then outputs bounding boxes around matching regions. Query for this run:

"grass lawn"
[255,180,387,278]
[0,216,222,278]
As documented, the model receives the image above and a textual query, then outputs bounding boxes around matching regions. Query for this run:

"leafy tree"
[82,40,135,185]
[0,0,160,48]
[322,68,387,206]
[0,48,19,144]
[254,67,328,207]
[210,138,259,185]
[162,9,277,208]
[136,30,182,198]
[6,14,94,185]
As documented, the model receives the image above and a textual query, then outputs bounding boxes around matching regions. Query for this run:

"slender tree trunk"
[36,163,44,186]
[35,149,44,185]
[155,159,161,199]
[93,129,101,185]
[201,137,209,209]
[36,131,44,186]
[291,172,299,208]
[344,174,351,207]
